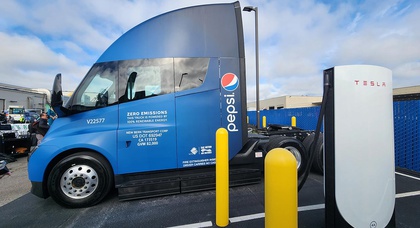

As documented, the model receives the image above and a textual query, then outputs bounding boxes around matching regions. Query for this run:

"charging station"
[324,65,395,228]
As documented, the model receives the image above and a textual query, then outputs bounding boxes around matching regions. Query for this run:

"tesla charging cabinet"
[324,65,395,228]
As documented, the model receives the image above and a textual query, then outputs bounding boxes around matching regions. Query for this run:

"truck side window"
[67,61,118,111]
[118,58,174,103]
[175,58,209,92]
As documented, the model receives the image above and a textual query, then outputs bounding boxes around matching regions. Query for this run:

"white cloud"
[243,0,419,101]
[0,32,88,90]
[393,61,420,88]
[243,0,343,99]
[330,0,420,89]
[0,0,419,102]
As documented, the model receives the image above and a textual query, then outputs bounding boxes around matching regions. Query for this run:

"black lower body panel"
[116,166,262,201]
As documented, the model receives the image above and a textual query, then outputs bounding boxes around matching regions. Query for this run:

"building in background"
[247,95,322,110]
[393,85,420,101]
[248,85,420,111]
[0,83,48,115]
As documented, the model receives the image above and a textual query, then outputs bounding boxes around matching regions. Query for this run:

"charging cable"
[298,72,331,191]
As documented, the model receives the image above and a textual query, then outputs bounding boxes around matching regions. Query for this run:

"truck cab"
[28,2,264,208]
[28,1,313,208]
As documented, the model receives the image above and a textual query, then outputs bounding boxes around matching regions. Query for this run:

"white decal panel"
[125,129,169,147]
[126,110,168,124]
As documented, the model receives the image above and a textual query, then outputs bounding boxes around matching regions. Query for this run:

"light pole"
[243,6,260,129]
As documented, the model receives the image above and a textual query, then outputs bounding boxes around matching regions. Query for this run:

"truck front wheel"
[266,136,308,178]
[47,152,113,208]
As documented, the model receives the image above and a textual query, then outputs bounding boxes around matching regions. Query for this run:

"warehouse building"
[247,95,322,110]
[248,85,420,110]
[0,83,49,114]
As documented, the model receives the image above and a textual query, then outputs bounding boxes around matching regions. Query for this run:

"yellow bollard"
[216,128,229,227]
[265,148,297,228]
[263,116,267,128]
[291,116,296,127]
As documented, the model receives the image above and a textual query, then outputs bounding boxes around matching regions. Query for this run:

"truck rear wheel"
[47,152,113,208]
[266,136,308,178]
[303,133,324,174]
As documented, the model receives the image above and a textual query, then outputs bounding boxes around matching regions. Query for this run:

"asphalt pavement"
[0,156,31,207]
[1,158,420,227]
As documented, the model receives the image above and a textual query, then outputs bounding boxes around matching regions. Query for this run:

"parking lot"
[0,157,420,227]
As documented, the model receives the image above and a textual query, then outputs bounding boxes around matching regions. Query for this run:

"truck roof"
[97,1,244,62]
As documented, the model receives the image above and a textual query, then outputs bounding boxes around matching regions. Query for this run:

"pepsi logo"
[221,73,239,91]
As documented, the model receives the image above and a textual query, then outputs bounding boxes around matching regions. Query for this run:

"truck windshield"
[66,61,118,112]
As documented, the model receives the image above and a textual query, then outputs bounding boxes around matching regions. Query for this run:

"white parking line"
[396,190,420,198]
[167,221,213,228]
[229,203,326,223]
[298,203,325,212]
[396,171,420,181]
[230,212,265,223]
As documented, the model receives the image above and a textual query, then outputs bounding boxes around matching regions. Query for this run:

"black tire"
[48,152,113,208]
[303,133,324,174]
[266,136,308,178]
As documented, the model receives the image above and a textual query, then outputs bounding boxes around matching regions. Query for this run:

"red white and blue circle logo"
[221,73,239,91]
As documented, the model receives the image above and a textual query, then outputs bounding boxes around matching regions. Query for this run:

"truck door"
[117,58,177,174]
[175,58,220,168]
[174,57,245,167]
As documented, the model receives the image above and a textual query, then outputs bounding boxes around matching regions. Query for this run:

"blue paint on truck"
[27,2,263,208]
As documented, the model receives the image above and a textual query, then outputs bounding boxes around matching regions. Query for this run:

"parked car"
[25,112,39,123]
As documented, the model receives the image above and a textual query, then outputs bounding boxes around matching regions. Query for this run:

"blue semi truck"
[28,2,320,208]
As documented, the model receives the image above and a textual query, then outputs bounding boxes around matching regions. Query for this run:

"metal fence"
[247,100,420,172]
[394,100,420,172]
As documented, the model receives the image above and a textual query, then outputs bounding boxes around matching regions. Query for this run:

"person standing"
[46,107,57,126]
[36,112,50,145]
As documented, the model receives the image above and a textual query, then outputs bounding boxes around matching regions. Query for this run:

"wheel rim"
[284,146,302,170]
[60,164,99,199]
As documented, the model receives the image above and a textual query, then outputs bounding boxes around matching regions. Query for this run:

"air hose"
[298,72,331,191]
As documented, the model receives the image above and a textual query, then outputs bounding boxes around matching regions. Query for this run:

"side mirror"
[51,73,65,117]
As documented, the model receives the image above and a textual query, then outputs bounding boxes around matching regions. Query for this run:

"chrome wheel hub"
[60,164,98,199]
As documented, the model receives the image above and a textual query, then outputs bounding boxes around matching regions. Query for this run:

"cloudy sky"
[1,0,419,102]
